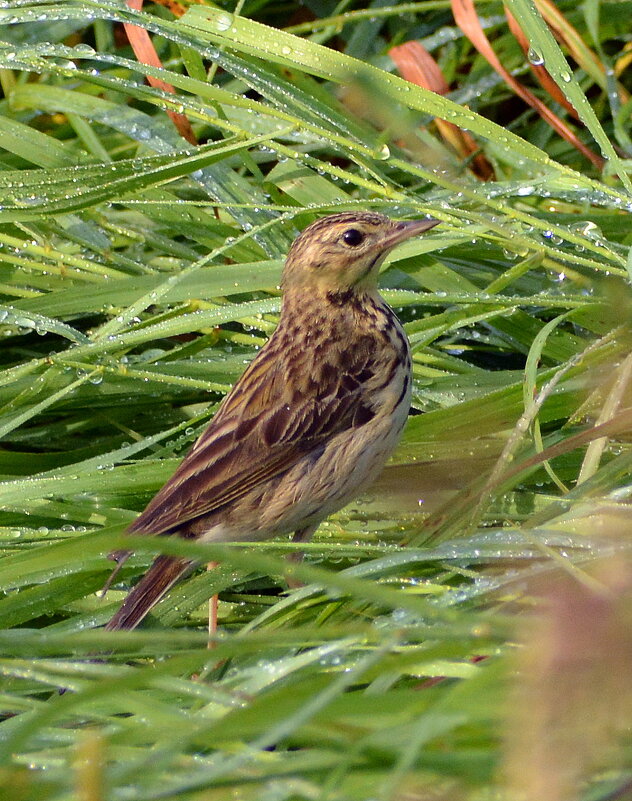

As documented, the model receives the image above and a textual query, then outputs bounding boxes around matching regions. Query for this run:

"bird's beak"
[354,217,441,287]
[381,218,440,251]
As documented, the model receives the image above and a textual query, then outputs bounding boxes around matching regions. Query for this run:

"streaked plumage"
[105,211,439,631]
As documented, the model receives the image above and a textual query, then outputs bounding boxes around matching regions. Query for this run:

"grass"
[0,0,631,798]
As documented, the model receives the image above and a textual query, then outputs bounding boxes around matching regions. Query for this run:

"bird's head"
[282,211,439,294]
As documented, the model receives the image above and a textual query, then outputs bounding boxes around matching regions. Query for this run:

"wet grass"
[0,0,631,798]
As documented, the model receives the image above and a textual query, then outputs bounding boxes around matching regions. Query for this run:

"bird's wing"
[129,336,382,536]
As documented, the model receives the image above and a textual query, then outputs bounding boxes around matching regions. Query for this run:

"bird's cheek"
[353,253,384,285]
[318,264,355,290]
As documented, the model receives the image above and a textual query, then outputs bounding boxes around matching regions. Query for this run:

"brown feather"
[105,555,193,631]
[105,212,439,630]
[128,302,393,537]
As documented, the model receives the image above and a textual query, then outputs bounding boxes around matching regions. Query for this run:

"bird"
[105,211,440,631]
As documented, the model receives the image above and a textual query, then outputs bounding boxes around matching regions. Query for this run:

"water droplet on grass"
[214,12,233,31]
[527,47,544,66]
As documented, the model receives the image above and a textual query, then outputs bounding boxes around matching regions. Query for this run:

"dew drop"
[527,47,544,66]
[214,12,233,31]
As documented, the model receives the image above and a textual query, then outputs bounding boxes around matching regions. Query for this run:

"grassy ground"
[0,0,631,798]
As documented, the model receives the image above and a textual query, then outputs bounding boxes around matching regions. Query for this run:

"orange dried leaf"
[389,41,495,180]
[150,0,188,17]
[125,0,197,144]
[390,40,449,94]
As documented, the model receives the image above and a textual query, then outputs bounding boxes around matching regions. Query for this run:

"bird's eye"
[342,228,365,247]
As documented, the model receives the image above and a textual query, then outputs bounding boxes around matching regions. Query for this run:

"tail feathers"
[105,555,194,631]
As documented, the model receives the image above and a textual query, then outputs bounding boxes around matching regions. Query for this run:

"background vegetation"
[0,0,631,798]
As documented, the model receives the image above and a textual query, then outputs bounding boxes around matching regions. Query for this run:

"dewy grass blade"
[178,5,626,190]
[505,0,632,192]
[90,204,294,342]
[0,369,93,440]
[0,130,294,222]
[0,306,90,344]
[9,260,282,317]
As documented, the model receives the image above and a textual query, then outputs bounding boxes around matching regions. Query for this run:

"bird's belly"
[285,415,405,525]
[197,382,410,543]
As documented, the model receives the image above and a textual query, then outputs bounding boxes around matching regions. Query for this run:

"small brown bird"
[105,211,439,631]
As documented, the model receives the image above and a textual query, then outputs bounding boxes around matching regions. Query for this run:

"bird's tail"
[105,555,194,631]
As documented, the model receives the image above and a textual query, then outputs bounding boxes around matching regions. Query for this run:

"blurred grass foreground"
[0,0,631,798]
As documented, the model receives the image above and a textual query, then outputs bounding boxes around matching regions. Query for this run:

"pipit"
[105,211,439,631]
